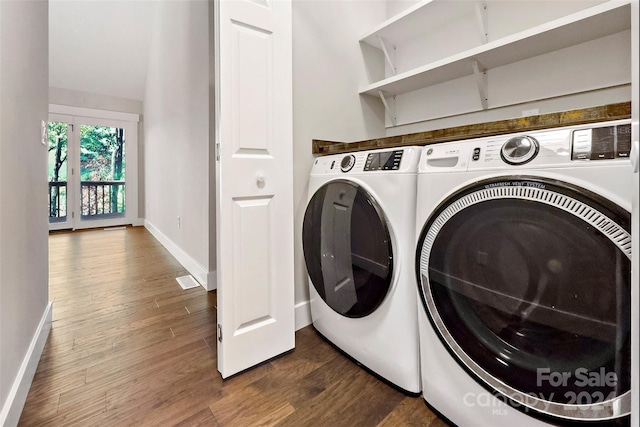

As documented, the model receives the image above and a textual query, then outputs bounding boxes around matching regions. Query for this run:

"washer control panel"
[466,128,572,169]
[421,120,632,174]
[501,135,540,165]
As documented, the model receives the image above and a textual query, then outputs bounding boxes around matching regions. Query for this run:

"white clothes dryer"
[415,121,633,426]
[303,147,421,394]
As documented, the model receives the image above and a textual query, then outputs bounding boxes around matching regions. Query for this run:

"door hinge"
[216,143,220,161]
[72,211,75,219]
[217,324,222,342]
[70,124,74,132]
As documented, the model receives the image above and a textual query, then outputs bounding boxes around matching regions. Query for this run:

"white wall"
[292,0,386,327]
[143,0,213,289]
[0,0,50,425]
[386,86,632,137]
[386,0,420,18]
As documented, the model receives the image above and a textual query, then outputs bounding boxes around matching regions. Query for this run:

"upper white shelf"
[360,0,476,48]
[359,1,631,97]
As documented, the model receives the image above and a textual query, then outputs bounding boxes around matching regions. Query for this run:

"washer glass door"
[303,180,393,318]
[417,177,631,422]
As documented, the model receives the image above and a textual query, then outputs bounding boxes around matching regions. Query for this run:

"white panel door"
[216,0,294,378]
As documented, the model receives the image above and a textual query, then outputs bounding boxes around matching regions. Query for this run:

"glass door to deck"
[48,113,137,230]
[79,122,126,223]
[48,115,72,230]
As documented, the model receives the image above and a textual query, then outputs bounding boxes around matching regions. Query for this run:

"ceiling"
[49,0,158,101]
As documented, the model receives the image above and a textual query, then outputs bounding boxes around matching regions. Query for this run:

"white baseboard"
[131,218,145,227]
[144,220,211,288]
[206,270,217,291]
[295,300,312,331]
[0,302,52,427]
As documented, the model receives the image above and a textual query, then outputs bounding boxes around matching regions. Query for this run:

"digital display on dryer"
[364,150,403,171]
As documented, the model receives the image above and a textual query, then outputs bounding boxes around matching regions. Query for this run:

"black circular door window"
[303,180,393,318]
[416,177,631,422]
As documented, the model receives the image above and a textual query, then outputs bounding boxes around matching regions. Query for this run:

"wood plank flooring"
[19,226,448,426]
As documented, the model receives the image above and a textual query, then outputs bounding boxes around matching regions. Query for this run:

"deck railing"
[81,181,125,217]
[48,181,67,220]
[48,181,126,220]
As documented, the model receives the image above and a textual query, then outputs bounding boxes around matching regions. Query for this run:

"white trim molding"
[0,302,52,427]
[206,270,217,291]
[295,300,312,331]
[131,218,145,227]
[144,220,213,291]
[49,104,139,122]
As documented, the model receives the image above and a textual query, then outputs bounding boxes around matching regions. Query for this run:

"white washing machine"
[415,121,633,426]
[302,147,422,394]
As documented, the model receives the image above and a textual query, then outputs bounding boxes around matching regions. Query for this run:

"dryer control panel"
[363,150,403,171]
[310,147,420,176]
[572,123,631,160]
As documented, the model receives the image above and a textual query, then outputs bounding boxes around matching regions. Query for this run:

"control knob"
[501,135,539,165]
[340,154,356,172]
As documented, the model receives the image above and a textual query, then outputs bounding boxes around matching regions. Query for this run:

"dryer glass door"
[417,177,631,422]
[303,180,393,318]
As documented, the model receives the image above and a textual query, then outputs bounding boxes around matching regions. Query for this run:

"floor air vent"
[176,275,200,290]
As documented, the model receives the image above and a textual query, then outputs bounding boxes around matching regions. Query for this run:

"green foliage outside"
[80,125,126,216]
[80,125,125,182]
[48,122,68,218]
[47,122,126,219]
[48,122,68,182]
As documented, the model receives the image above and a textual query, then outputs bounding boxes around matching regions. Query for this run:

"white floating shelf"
[359,0,476,48]
[359,1,631,97]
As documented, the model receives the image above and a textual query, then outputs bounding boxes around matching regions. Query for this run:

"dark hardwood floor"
[19,226,448,426]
